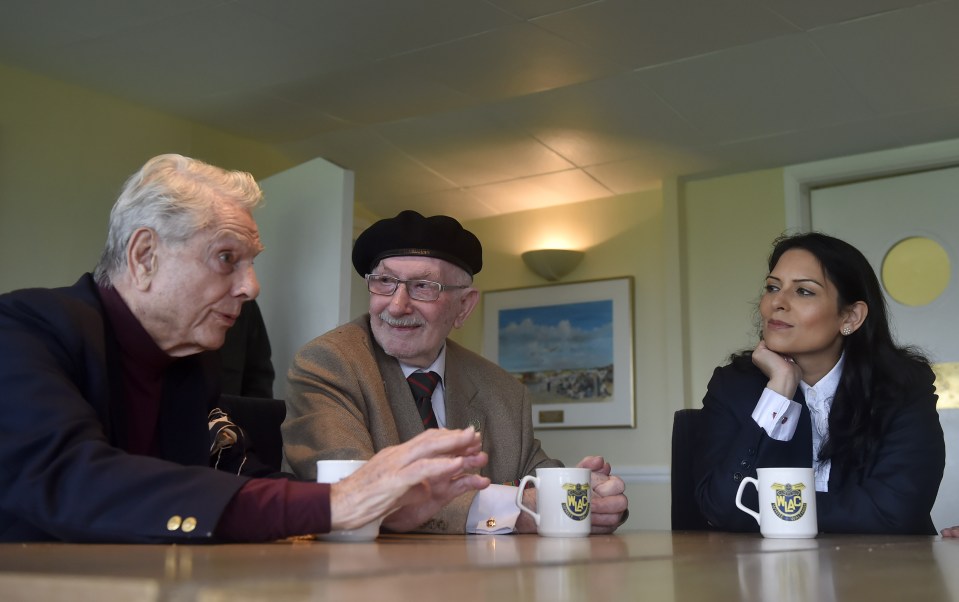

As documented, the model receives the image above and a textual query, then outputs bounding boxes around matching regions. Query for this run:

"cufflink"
[486,518,496,528]
[167,515,182,531]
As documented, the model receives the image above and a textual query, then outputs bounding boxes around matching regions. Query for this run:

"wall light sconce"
[521,249,585,281]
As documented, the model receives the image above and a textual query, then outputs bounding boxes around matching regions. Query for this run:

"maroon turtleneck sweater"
[98,285,331,541]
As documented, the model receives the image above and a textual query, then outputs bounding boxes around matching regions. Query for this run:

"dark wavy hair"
[754,232,930,475]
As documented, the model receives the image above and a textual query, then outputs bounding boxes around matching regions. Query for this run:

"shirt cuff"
[751,388,802,441]
[465,484,520,534]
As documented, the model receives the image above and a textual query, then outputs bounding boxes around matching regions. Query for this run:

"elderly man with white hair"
[0,155,489,543]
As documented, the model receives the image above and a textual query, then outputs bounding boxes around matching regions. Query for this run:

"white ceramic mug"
[316,459,382,542]
[735,467,818,539]
[516,467,592,538]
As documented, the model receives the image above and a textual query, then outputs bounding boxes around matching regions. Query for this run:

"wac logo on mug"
[562,482,590,521]
[770,481,808,522]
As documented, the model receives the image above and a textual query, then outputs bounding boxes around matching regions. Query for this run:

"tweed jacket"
[282,315,560,533]
[695,357,944,535]
[0,274,250,542]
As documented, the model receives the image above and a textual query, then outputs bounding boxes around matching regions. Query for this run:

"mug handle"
[735,476,761,525]
[515,475,540,526]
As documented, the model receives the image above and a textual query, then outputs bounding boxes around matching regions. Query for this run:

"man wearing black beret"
[0,160,490,543]
[282,210,628,534]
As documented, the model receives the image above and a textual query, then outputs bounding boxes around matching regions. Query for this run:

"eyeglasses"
[365,274,469,302]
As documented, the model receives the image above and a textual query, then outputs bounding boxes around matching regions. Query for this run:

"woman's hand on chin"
[752,340,801,398]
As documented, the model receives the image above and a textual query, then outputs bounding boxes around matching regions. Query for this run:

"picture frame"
[482,277,635,429]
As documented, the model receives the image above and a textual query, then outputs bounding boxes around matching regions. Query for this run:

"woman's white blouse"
[750,354,845,492]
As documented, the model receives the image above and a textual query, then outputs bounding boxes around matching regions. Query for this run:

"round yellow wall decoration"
[881,237,951,306]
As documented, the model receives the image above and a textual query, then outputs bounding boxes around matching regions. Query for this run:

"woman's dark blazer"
[694,357,945,535]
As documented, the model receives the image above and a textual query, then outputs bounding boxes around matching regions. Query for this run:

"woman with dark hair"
[695,232,945,534]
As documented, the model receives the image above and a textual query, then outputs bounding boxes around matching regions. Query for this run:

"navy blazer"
[695,357,944,535]
[0,275,249,542]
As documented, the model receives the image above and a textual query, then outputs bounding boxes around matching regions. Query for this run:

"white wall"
[255,158,354,387]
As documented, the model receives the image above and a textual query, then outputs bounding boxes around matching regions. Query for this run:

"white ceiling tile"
[533,0,798,69]
[178,93,347,144]
[585,147,728,194]
[876,104,959,148]
[638,33,871,142]
[238,0,519,63]
[364,189,499,223]
[2,0,959,221]
[485,0,600,20]
[0,0,222,48]
[376,110,574,187]
[0,35,159,102]
[492,73,706,166]
[272,62,476,125]
[811,2,959,115]
[385,22,623,102]
[760,0,938,31]
[26,3,328,105]
[693,116,933,177]
[283,128,459,199]
[465,169,612,213]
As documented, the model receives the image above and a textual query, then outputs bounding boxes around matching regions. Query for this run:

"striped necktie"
[407,371,440,429]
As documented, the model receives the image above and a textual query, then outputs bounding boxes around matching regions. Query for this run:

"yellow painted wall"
[0,62,295,292]
[680,169,787,405]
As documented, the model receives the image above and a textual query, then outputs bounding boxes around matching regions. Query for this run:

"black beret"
[352,210,482,276]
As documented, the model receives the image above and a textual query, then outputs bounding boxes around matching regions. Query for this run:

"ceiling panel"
[384,22,623,103]
[759,0,938,31]
[2,0,959,221]
[811,1,959,115]
[271,62,475,126]
[695,116,928,176]
[876,104,959,149]
[585,146,728,194]
[465,168,613,214]
[181,92,347,144]
[491,73,707,167]
[0,0,221,48]
[638,33,871,142]
[235,0,519,63]
[285,128,459,200]
[372,188,498,222]
[485,0,599,20]
[376,110,574,187]
[532,0,798,69]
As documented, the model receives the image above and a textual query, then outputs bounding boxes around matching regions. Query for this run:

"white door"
[810,166,959,532]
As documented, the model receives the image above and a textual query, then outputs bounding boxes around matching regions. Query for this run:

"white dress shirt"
[400,349,520,534]
[750,354,844,492]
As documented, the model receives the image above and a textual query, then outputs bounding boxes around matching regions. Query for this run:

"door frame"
[783,138,959,232]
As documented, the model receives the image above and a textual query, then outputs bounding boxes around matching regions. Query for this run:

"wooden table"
[2,531,957,601]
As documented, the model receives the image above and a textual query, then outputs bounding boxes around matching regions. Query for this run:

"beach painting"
[497,299,614,405]
[482,277,634,428]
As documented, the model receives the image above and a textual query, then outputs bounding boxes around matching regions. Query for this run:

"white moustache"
[377,312,425,328]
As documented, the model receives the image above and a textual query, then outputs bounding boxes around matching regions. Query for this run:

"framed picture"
[482,277,635,429]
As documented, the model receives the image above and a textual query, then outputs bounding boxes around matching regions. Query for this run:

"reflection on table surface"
[2,531,958,601]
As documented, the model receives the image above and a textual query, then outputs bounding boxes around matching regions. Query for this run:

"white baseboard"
[615,465,670,484]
